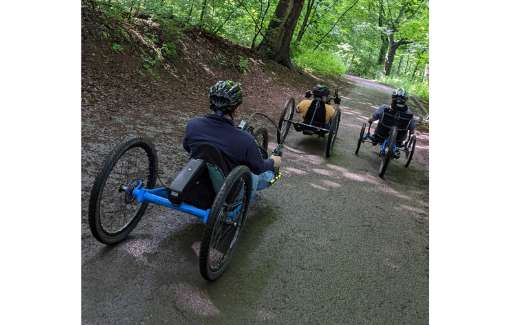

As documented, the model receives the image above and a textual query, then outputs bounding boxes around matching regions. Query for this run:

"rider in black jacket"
[183,80,281,193]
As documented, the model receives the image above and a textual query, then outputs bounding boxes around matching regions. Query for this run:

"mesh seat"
[373,108,413,145]
[296,99,328,134]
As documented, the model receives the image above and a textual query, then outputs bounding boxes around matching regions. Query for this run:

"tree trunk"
[187,0,195,23]
[403,55,411,76]
[250,0,271,50]
[396,54,403,76]
[411,61,420,80]
[199,0,207,27]
[377,35,388,65]
[256,0,305,68]
[295,0,315,45]
[384,41,398,76]
[384,34,411,76]
[376,0,386,65]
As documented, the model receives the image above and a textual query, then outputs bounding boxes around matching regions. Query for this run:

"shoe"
[268,172,282,186]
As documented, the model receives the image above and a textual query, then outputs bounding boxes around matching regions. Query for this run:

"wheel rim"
[98,146,152,234]
[278,99,294,143]
[355,123,365,155]
[405,136,416,167]
[332,112,341,146]
[378,147,388,174]
[207,177,249,272]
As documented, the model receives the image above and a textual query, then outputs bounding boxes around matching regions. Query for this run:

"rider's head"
[391,88,408,111]
[312,84,330,101]
[209,80,243,117]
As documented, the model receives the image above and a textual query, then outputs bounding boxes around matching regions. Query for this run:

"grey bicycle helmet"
[209,80,243,113]
[312,84,330,98]
[391,88,408,110]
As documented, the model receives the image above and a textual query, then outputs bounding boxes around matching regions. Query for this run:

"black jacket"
[183,114,274,175]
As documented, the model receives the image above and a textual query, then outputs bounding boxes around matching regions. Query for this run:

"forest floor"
[82,8,428,324]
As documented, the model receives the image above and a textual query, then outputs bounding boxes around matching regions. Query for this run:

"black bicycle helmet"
[209,80,243,113]
[312,84,330,98]
[391,88,408,111]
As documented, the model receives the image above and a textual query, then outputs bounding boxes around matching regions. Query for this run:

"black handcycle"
[354,108,417,178]
[277,90,342,158]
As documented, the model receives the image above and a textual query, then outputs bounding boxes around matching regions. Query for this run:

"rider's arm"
[409,118,417,134]
[368,106,385,123]
[244,138,274,175]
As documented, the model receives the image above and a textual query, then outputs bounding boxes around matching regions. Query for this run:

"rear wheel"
[405,134,417,168]
[325,111,340,158]
[88,137,158,244]
[355,123,366,156]
[378,127,396,178]
[199,166,252,281]
[277,98,295,144]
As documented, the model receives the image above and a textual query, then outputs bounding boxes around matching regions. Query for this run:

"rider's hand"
[270,155,282,168]
[305,90,312,98]
[334,97,341,104]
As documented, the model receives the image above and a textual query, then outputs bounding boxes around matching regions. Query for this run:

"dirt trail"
[82,19,428,323]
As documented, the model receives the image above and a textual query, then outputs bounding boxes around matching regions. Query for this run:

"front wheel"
[405,134,417,168]
[355,123,366,156]
[378,127,396,178]
[88,137,158,244]
[199,166,252,281]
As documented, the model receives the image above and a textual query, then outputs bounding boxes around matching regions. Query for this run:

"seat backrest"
[303,99,327,128]
[190,142,236,176]
[168,143,235,209]
[374,107,413,143]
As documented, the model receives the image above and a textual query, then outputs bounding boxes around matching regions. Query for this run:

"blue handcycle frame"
[130,181,243,224]
[361,122,402,157]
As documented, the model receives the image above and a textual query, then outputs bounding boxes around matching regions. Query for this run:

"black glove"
[305,90,312,98]
[334,96,341,104]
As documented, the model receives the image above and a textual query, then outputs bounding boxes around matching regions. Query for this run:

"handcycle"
[277,89,342,158]
[354,108,417,178]
[88,116,284,281]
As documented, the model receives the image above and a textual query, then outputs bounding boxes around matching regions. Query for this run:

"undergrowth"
[293,49,347,77]
[377,75,429,100]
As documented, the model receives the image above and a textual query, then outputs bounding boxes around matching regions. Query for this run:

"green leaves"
[91,0,427,98]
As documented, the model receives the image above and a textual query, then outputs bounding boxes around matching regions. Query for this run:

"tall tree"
[257,0,305,68]
[376,0,388,65]
[381,0,427,75]
[295,0,319,45]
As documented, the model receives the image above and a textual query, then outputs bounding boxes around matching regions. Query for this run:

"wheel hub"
[119,180,140,204]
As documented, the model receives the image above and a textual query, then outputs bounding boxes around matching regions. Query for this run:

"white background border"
[1,0,509,323]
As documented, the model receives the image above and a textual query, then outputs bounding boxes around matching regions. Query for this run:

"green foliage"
[99,30,110,40]
[140,47,162,75]
[161,42,177,59]
[293,49,347,77]
[377,75,429,99]
[89,0,428,83]
[238,56,250,74]
[111,42,124,53]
